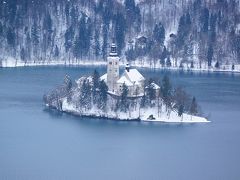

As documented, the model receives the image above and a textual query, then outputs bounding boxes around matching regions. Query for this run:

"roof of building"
[145,82,160,90]
[136,36,147,43]
[100,73,107,82]
[117,76,133,86]
[125,68,145,83]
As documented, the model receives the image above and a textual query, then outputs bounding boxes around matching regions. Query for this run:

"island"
[44,43,209,123]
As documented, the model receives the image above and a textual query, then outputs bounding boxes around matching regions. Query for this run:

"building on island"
[100,43,145,97]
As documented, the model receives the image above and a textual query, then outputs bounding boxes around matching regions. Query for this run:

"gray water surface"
[0,66,240,180]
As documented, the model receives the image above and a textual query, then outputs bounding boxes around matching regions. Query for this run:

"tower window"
[115,62,118,65]
[111,46,116,53]
[109,62,112,65]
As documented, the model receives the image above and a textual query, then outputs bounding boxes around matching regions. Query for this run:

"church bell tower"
[107,43,120,92]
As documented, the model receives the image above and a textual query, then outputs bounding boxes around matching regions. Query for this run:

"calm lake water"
[0,66,240,180]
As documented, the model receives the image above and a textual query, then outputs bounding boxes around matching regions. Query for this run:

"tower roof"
[109,43,118,57]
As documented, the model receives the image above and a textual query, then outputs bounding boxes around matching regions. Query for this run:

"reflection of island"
[44,44,209,123]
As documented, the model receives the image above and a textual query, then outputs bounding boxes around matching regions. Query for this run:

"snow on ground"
[61,98,209,123]
[140,108,209,123]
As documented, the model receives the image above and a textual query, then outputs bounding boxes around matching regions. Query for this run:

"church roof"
[117,76,133,86]
[125,69,145,83]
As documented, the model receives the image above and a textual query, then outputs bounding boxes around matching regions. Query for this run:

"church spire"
[109,43,118,57]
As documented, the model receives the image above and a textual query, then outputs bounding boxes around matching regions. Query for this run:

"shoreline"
[1,59,240,74]
[49,99,210,123]
[60,107,210,123]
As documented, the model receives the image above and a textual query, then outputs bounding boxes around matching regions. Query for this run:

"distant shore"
[1,58,240,74]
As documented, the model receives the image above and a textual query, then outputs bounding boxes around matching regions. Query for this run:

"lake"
[0,66,240,180]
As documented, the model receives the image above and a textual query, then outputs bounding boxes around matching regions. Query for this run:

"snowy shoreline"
[57,99,210,123]
[1,59,240,74]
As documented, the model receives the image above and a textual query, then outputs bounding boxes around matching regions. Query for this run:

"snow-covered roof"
[145,82,160,90]
[117,76,133,86]
[152,83,160,89]
[100,73,107,82]
[125,69,145,83]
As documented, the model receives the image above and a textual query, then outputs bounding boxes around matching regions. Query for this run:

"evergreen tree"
[160,46,167,65]
[176,15,186,48]
[98,80,108,111]
[102,23,108,60]
[64,75,72,92]
[6,27,15,47]
[200,8,209,33]
[94,28,101,58]
[120,83,129,112]
[74,15,89,58]
[70,6,78,26]
[173,86,190,117]
[125,47,136,61]
[54,45,59,57]
[20,48,26,62]
[185,12,191,37]
[209,13,217,43]
[193,0,201,13]
[43,12,53,46]
[134,5,141,34]
[86,18,92,56]
[8,0,17,24]
[0,22,3,37]
[114,13,126,55]
[31,21,40,58]
[80,79,92,110]
[207,45,213,67]
[178,104,184,117]
[65,1,70,23]
[161,75,172,106]
[176,13,191,49]
[153,22,165,45]
[140,94,147,108]
[191,61,194,68]
[64,25,74,52]
[166,57,171,67]
[31,21,39,46]
[92,69,100,104]
[160,58,165,67]
[43,12,52,33]
[190,97,198,116]
[146,79,156,105]
[125,0,136,31]
[92,70,100,90]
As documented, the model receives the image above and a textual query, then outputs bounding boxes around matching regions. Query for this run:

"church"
[100,43,145,97]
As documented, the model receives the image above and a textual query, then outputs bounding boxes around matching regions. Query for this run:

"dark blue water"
[0,66,240,180]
